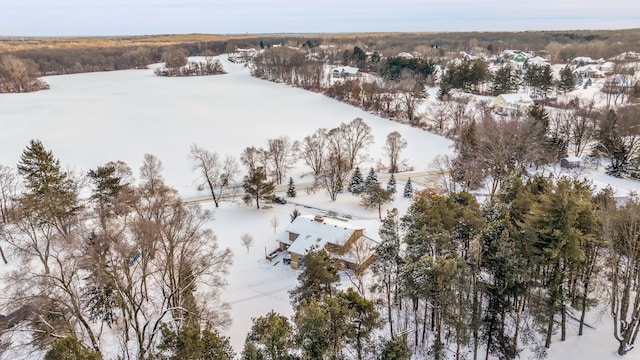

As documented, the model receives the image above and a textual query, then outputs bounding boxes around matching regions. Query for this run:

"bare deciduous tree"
[241,233,254,252]
[240,146,268,172]
[384,131,408,174]
[270,216,280,234]
[87,157,233,359]
[2,141,100,351]
[0,55,48,93]
[266,136,297,185]
[300,128,328,176]
[189,144,239,208]
[317,153,349,201]
[427,101,452,133]
[0,164,18,225]
[338,118,374,169]
[161,48,188,69]
[397,78,427,125]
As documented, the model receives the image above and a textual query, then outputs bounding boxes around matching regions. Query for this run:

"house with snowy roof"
[275,214,378,270]
[332,66,359,78]
[572,57,598,66]
[493,93,534,114]
[560,156,581,169]
[526,56,549,66]
[573,64,604,78]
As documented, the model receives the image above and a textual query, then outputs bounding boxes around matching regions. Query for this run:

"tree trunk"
[387,279,394,337]
[0,245,7,264]
[545,307,554,348]
[205,176,219,208]
[512,294,526,354]
[561,302,567,341]
[413,298,419,348]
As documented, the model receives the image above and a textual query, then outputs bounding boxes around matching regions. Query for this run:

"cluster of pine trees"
[368,177,640,358]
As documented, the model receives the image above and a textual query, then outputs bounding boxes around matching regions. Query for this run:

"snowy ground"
[1,56,639,359]
[0,57,454,199]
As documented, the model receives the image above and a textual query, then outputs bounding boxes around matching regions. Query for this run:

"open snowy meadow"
[0,56,637,359]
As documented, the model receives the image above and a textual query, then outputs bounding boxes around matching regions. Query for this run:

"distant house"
[526,56,549,66]
[561,156,581,169]
[599,61,616,73]
[493,93,534,114]
[572,56,598,66]
[275,215,378,270]
[332,66,359,78]
[574,64,604,78]
[512,52,528,64]
[396,52,414,59]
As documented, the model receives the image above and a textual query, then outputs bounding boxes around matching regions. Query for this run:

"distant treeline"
[2,29,640,76]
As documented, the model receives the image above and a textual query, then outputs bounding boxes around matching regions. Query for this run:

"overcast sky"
[1,0,639,36]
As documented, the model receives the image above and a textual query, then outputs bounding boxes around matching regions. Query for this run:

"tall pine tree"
[286,177,296,197]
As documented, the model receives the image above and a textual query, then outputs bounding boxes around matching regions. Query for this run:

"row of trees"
[0,140,234,358]
[370,176,640,358]
[446,103,640,195]
[440,60,560,98]
[155,49,226,77]
[249,47,430,125]
[0,55,49,93]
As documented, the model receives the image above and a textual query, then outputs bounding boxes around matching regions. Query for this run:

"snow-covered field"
[0,56,638,359]
[0,57,453,198]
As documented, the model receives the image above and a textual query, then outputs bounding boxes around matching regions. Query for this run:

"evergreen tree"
[360,181,394,219]
[339,288,381,360]
[403,178,413,198]
[242,166,275,209]
[558,65,576,94]
[243,311,295,360]
[157,324,235,360]
[286,177,296,197]
[45,336,103,360]
[525,176,595,348]
[386,174,396,193]
[595,109,637,177]
[365,167,378,190]
[289,247,341,309]
[437,80,452,101]
[349,166,365,194]
[17,139,80,226]
[376,336,412,360]
[524,64,554,97]
[491,65,519,96]
[87,162,133,231]
[294,297,341,359]
[371,208,403,337]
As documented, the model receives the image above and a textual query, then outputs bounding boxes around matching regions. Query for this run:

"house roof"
[573,56,596,64]
[527,56,548,66]
[284,215,363,256]
[495,93,533,105]
[332,66,359,75]
[397,52,414,59]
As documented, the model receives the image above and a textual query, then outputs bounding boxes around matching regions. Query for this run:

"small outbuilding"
[560,156,581,169]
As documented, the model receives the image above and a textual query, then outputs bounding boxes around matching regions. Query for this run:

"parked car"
[283,253,291,265]
[274,196,287,204]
